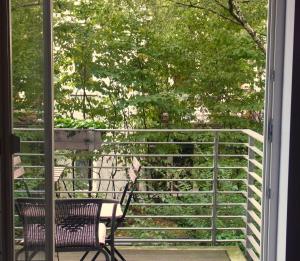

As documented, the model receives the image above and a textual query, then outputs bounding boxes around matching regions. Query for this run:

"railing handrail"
[242,129,264,143]
[14,127,259,132]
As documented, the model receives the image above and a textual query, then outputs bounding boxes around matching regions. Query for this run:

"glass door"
[11,0,54,260]
[0,0,15,260]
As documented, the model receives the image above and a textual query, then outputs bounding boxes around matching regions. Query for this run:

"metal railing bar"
[130,203,213,206]
[218,154,247,157]
[56,190,214,194]
[15,226,220,231]
[16,166,45,169]
[100,141,246,146]
[15,153,45,156]
[245,144,263,157]
[57,153,248,158]
[85,166,214,170]
[118,227,213,230]
[116,227,245,231]
[216,215,246,219]
[248,235,261,255]
[101,141,215,145]
[53,153,216,157]
[15,177,247,182]
[241,129,264,143]
[14,127,257,134]
[242,216,247,223]
[20,141,45,144]
[15,177,213,182]
[217,227,246,231]
[248,158,263,170]
[14,190,214,194]
[242,191,248,197]
[218,142,246,145]
[218,166,247,170]
[17,141,244,146]
[54,128,245,132]
[14,128,44,131]
[15,140,246,146]
[53,152,248,158]
[211,132,219,245]
[126,215,212,218]
[115,239,213,243]
[248,210,261,226]
[18,165,246,170]
[247,248,260,261]
[218,203,247,206]
[247,223,261,241]
[217,191,247,194]
[130,203,246,206]
[247,171,263,184]
[218,178,247,182]
[19,165,215,170]
[13,237,245,243]
[249,185,262,198]
[216,239,245,243]
[248,197,262,212]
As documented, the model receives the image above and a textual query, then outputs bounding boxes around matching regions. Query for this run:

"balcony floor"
[59,250,228,261]
[54,247,245,261]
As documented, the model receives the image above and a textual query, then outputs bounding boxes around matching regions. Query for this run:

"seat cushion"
[100,203,123,218]
[98,223,106,244]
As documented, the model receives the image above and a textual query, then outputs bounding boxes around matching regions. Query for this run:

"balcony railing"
[13,128,263,261]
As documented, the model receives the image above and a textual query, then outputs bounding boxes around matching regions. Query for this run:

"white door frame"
[263,0,295,260]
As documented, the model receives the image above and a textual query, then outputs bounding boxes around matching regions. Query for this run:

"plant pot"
[54,129,102,150]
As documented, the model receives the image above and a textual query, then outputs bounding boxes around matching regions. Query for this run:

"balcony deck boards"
[56,249,230,261]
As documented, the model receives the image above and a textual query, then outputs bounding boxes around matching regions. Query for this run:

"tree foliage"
[51,0,267,131]
[11,0,267,130]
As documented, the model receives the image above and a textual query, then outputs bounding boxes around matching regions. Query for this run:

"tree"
[55,0,266,130]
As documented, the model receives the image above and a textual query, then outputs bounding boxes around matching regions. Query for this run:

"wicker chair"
[97,157,141,261]
[15,198,116,261]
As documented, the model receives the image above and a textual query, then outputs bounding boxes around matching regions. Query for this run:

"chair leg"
[114,247,126,261]
[104,246,118,261]
[15,247,25,261]
[103,248,110,261]
[111,243,115,261]
[28,250,39,261]
[91,251,100,261]
[56,251,60,261]
[80,251,89,261]
[25,249,29,261]
[92,249,110,261]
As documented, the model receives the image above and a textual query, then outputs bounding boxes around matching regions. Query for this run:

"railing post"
[212,132,219,245]
[246,136,255,259]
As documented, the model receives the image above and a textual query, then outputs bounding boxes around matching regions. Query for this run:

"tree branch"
[171,0,266,54]
[228,0,266,54]
[171,0,240,25]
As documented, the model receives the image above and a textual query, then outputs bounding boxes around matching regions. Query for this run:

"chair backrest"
[132,156,142,174]
[55,199,102,250]
[15,198,102,251]
[119,157,142,220]
[15,198,46,250]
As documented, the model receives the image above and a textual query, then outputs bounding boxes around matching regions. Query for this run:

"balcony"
[14,129,263,261]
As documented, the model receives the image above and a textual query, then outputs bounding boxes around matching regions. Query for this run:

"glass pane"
[11,0,51,259]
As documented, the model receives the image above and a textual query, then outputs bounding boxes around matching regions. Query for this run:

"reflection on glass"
[12,0,46,259]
